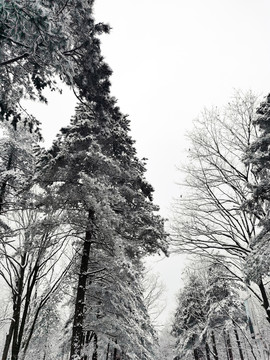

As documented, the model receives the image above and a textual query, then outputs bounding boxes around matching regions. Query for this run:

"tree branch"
[0,53,30,66]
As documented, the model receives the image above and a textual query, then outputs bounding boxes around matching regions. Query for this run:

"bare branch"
[0,53,30,66]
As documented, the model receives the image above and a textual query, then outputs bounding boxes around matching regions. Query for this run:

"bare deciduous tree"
[172,90,270,322]
[143,270,166,326]
[0,207,74,360]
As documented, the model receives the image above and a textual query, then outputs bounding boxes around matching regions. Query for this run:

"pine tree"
[82,246,157,359]
[171,260,248,360]
[243,94,270,323]
[244,94,270,280]
[38,99,167,359]
[0,1,110,106]
[171,270,207,359]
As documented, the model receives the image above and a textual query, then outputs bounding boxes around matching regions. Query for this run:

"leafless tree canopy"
[172,91,259,277]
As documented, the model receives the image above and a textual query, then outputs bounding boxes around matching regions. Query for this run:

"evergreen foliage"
[171,260,248,360]
[244,94,270,282]
[37,95,167,359]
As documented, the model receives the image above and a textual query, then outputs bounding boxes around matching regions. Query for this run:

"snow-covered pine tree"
[82,244,157,360]
[0,0,110,115]
[244,94,270,315]
[204,262,247,360]
[39,98,167,359]
[171,260,249,360]
[172,270,207,359]
[0,112,41,213]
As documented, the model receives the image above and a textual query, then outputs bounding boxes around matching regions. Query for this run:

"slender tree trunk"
[258,279,270,323]
[193,348,199,360]
[2,320,15,360]
[82,330,95,360]
[243,336,250,360]
[1,151,15,360]
[81,331,89,360]
[21,260,73,358]
[234,326,244,360]
[92,333,98,360]
[211,331,219,360]
[16,262,39,356]
[106,343,110,360]
[205,342,211,360]
[113,340,121,360]
[113,347,117,360]
[223,329,233,360]
[0,150,13,213]
[70,209,95,360]
[11,254,27,360]
[224,329,230,360]
[20,300,44,358]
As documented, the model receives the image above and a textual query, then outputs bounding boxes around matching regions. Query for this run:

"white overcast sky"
[93,0,270,216]
[27,0,270,326]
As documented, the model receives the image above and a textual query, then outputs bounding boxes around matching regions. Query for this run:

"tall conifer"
[39,99,167,359]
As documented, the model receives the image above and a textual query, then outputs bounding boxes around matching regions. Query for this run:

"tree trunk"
[2,320,15,360]
[113,347,117,360]
[193,348,199,360]
[234,326,244,360]
[16,262,39,357]
[0,150,13,213]
[81,331,92,360]
[1,151,16,360]
[113,340,121,360]
[205,342,211,360]
[211,331,219,360]
[92,333,98,360]
[223,329,233,360]
[70,209,95,360]
[11,253,27,360]
[258,279,270,323]
[105,343,110,360]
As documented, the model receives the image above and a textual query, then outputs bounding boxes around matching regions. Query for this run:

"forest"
[0,1,270,360]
